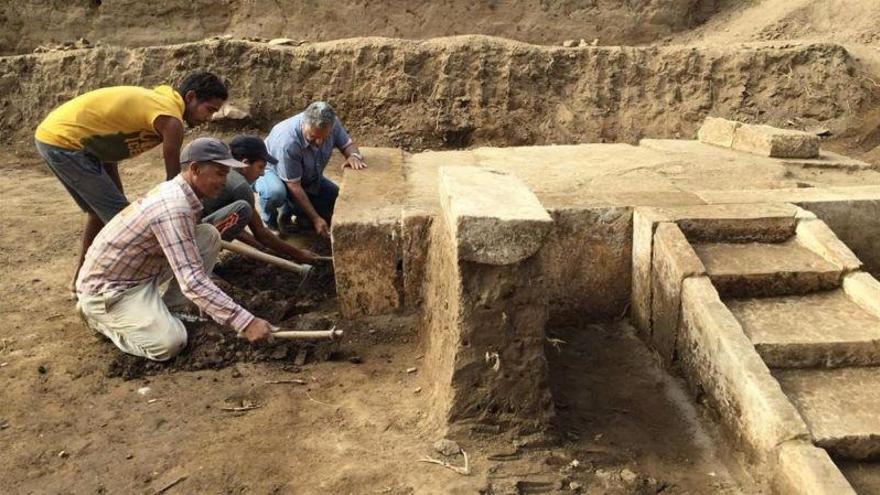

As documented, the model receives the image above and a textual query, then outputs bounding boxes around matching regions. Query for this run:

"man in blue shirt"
[256,101,367,238]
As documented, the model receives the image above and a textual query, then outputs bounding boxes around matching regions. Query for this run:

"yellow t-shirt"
[35,85,184,162]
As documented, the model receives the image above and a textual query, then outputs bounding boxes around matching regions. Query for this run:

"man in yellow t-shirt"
[34,72,229,293]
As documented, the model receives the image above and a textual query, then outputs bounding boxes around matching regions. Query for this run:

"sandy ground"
[0,142,766,493]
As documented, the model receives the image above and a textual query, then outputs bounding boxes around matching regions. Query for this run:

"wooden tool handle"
[221,240,312,276]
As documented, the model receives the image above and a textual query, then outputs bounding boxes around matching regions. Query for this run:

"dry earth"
[4,1,880,493]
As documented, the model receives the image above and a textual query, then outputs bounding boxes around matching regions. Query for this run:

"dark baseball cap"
[180,138,247,168]
[229,135,278,165]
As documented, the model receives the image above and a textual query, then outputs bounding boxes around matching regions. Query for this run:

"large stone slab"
[332,148,404,318]
[773,441,857,495]
[439,167,552,265]
[693,240,843,297]
[732,123,820,159]
[844,272,880,321]
[796,218,862,272]
[697,116,740,148]
[423,169,554,434]
[727,290,880,368]
[656,203,798,243]
[676,276,809,457]
[650,222,705,363]
[775,367,880,460]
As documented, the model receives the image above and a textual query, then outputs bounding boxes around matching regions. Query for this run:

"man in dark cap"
[200,135,318,263]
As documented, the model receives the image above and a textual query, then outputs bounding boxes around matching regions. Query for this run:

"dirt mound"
[677,0,880,47]
[105,250,340,379]
[0,0,722,55]
[3,36,877,155]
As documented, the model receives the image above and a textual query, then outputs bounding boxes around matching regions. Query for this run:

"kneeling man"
[201,135,317,263]
[76,138,275,361]
[256,101,367,237]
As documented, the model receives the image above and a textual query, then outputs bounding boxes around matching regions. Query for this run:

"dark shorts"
[35,139,128,223]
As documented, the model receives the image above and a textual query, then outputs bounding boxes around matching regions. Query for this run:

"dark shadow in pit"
[544,321,757,493]
[105,251,342,380]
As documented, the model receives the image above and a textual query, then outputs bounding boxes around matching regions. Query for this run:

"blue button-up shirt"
[264,112,352,195]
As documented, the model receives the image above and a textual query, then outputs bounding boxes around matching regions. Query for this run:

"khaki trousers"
[77,224,221,361]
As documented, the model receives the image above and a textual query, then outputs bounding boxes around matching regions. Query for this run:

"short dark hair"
[176,72,228,101]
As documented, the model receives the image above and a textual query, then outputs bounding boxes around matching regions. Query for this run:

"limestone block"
[332,148,404,318]
[697,116,740,148]
[773,441,856,495]
[676,276,809,457]
[776,367,880,459]
[631,208,665,338]
[728,290,880,368]
[439,167,552,265]
[650,222,705,363]
[665,203,797,243]
[795,218,862,272]
[424,171,554,434]
[843,271,880,321]
[693,240,842,298]
[732,123,820,159]
[799,199,880,279]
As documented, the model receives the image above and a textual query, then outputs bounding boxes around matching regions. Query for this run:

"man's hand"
[241,317,276,344]
[343,155,368,170]
[313,217,330,238]
[293,248,320,264]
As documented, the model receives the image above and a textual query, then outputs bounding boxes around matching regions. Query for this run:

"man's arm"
[249,212,317,263]
[154,116,185,180]
[285,180,329,238]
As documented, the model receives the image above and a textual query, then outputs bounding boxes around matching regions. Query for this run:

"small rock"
[577,39,589,47]
[413,387,422,394]
[0,362,8,367]
[58,450,69,458]
[125,453,134,460]
[348,356,363,364]
[591,38,599,46]
[268,38,300,46]
[568,481,582,492]
[620,468,637,484]
[562,39,577,47]
[570,459,580,468]
[136,386,151,396]
[212,103,251,121]
[434,439,461,456]
[37,364,47,374]
[406,367,417,374]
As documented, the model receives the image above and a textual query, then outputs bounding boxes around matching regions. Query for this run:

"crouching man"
[256,101,367,237]
[200,135,318,263]
[76,138,275,361]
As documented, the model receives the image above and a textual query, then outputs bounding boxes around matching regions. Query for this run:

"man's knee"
[150,319,187,362]
[257,176,287,202]
[195,223,221,252]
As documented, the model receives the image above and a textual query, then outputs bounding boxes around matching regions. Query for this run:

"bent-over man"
[35,72,228,291]
[76,138,275,361]
[255,101,367,238]
[201,135,318,263]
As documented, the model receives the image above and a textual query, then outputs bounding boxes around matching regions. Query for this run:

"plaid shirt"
[77,176,254,332]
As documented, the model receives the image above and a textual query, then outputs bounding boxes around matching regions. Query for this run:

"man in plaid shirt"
[76,138,275,361]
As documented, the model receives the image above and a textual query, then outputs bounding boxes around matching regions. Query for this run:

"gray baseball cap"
[180,137,247,168]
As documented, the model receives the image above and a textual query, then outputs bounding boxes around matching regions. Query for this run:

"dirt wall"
[0,0,722,55]
[2,36,874,154]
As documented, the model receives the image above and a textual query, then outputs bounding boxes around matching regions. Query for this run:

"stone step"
[693,240,843,298]
[727,290,880,368]
[775,367,880,460]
